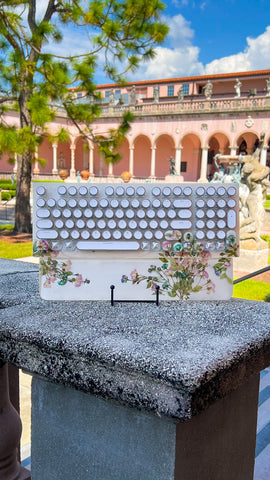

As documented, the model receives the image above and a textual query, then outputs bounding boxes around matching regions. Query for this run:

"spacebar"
[76,241,140,250]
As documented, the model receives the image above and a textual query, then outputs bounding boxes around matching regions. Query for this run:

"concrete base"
[234,247,269,272]
[31,374,259,480]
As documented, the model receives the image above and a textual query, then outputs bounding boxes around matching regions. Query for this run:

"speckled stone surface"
[1,259,270,421]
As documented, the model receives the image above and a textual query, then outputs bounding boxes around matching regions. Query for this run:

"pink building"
[1,69,270,181]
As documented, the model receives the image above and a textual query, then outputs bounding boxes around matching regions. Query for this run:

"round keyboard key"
[87,220,95,229]
[154,230,163,240]
[152,199,161,208]
[146,209,155,219]
[165,230,173,240]
[121,199,129,208]
[57,198,66,208]
[217,230,226,239]
[36,198,45,207]
[163,199,171,208]
[68,199,77,208]
[217,186,226,196]
[173,243,183,252]
[196,209,205,218]
[206,242,215,251]
[84,209,92,218]
[139,220,147,229]
[81,230,90,239]
[65,219,74,229]
[124,230,132,239]
[206,209,215,218]
[217,220,226,229]
[60,230,69,239]
[173,186,182,196]
[79,198,87,208]
[227,186,236,196]
[36,186,46,195]
[126,209,135,219]
[105,186,114,196]
[52,208,61,218]
[76,219,85,229]
[108,219,116,229]
[79,186,88,195]
[116,186,124,196]
[217,209,226,218]
[73,209,82,218]
[68,186,77,196]
[160,220,168,229]
[207,199,215,208]
[196,199,205,208]
[206,231,215,240]
[136,186,145,196]
[168,210,176,219]
[126,186,135,196]
[71,230,80,239]
[196,187,205,196]
[227,199,236,208]
[206,220,215,229]
[196,220,205,229]
[97,220,106,229]
[105,209,114,219]
[134,231,142,240]
[184,232,193,241]
[131,199,140,208]
[89,186,98,196]
[129,220,137,229]
[142,199,150,208]
[144,231,153,240]
[99,198,108,208]
[55,220,64,229]
[206,186,215,196]
[152,187,161,196]
[94,209,103,218]
[118,220,127,229]
[157,209,165,218]
[183,187,192,196]
[150,220,158,229]
[137,209,145,219]
[110,199,119,208]
[216,241,226,251]
[102,230,111,239]
[89,199,98,208]
[58,186,67,195]
[113,230,121,239]
[196,231,205,239]
[92,230,100,239]
[163,187,171,196]
[47,198,56,208]
[115,209,124,219]
[217,199,226,208]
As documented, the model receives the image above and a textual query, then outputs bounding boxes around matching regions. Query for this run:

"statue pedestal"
[165,175,184,183]
[234,248,269,273]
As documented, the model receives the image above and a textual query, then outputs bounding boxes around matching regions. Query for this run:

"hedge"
[1,190,16,201]
[0,182,16,190]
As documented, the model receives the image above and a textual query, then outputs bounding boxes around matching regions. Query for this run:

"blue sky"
[43,0,270,84]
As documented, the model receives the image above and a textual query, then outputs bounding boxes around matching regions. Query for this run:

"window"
[198,86,203,94]
[105,91,110,100]
[181,162,187,172]
[167,85,174,97]
[77,92,82,98]
[182,84,189,95]
[115,90,121,101]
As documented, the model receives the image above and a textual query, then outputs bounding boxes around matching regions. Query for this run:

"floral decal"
[121,232,237,300]
[33,240,90,288]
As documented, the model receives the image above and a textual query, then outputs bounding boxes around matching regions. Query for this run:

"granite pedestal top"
[0,259,270,421]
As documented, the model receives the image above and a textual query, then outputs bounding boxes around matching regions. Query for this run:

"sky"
[40,0,270,84]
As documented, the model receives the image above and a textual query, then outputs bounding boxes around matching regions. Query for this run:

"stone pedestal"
[234,248,269,273]
[165,174,184,183]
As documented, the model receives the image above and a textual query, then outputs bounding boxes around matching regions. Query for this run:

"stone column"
[13,154,18,174]
[150,147,156,178]
[0,363,30,480]
[129,146,134,176]
[175,147,182,176]
[108,162,114,177]
[89,147,94,176]
[52,143,58,175]
[33,147,40,175]
[70,145,76,178]
[260,146,267,166]
[198,147,208,182]
[230,146,237,156]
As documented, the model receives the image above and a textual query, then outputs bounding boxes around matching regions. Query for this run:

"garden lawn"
[0,241,33,259]
[233,279,270,301]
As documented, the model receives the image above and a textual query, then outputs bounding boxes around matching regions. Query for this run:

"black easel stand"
[110,285,160,306]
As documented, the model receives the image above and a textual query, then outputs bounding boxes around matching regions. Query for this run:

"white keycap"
[36,186,46,195]
[57,186,67,195]
[37,208,50,218]
[170,220,192,229]
[47,198,56,207]
[63,209,71,218]
[227,210,236,228]
[178,210,192,219]
[173,199,192,208]
[68,186,77,195]
[36,198,45,207]
[36,220,53,229]
[77,241,140,250]
[37,230,58,239]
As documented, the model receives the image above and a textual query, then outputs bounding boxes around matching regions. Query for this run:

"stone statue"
[109,89,115,105]
[234,79,242,98]
[177,86,184,103]
[203,80,213,100]
[266,78,270,96]
[153,86,159,104]
[130,85,136,106]
[167,156,176,175]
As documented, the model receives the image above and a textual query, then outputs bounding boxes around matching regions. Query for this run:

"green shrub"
[264,293,270,302]
[0,224,13,231]
[1,191,11,201]
[0,182,16,190]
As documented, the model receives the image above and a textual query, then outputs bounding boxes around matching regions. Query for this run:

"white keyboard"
[33,182,239,254]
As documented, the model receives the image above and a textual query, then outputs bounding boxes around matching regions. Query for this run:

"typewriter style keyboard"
[33,182,239,254]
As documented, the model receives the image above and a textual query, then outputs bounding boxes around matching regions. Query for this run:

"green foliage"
[1,191,11,201]
[0,224,13,231]
[0,181,17,190]
[0,241,33,259]
[264,293,270,302]
[261,235,270,248]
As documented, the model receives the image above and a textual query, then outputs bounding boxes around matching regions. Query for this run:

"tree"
[0,0,168,233]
